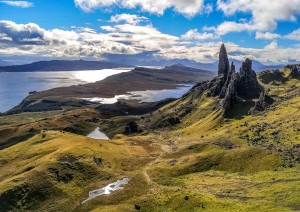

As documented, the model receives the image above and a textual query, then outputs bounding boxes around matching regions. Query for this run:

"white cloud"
[285,28,300,41]
[0,1,33,8]
[215,0,300,34]
[0,33,12,41]
[181,29,219,41]
[1,19,300,64]
[255,32,281,40]
[110,14,149,25]
[74,0,204,18]
[215,21,253,35]
[203,3,213,15]
[202,26,216,32]
[264,41,278,49]
[101,26,116,32]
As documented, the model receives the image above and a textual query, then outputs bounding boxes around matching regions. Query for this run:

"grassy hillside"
[0,66,299,211]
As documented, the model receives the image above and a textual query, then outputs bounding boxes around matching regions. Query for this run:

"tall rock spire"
[218,44,230,76]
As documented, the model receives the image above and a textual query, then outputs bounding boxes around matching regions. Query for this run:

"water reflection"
[82,84,193,104]
[0,69,132,112]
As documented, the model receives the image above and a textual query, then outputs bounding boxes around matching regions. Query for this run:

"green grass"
[0,67,299,211]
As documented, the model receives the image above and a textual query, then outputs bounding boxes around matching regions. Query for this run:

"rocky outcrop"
[218,44,230,77]
[236,58,262,99]
[223,70,238,114]
[207,44,263,115]
[207,45,231,97]
[220,62,235,98]
[286,64,300,79]
[249,92,274,114]
[124,121,141,135]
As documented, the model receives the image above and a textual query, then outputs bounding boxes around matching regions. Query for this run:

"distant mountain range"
[0,60,14,66]
[115,58,284,72]
[0,58,284,72]
[0,60,131,72]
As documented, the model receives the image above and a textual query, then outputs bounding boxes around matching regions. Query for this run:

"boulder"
[124,121,141,135]
[249,93,274,114]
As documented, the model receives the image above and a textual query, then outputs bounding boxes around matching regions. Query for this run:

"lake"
[0,68,193,113]
[0,68,131,112]
[81,85,193,104]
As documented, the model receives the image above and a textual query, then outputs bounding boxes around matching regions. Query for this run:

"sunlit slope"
[0,66,299,211]
[1,129,299,211]
[0,131,159,211]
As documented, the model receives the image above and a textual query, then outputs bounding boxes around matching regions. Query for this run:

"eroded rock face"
[236,58,262,99]
[208,44,263,115]
[223,68,238,113]
[220,62,235,98]
[249,93,274,114]
[218,44,230,77]
[286,64,300,79]
[124,121,141,135]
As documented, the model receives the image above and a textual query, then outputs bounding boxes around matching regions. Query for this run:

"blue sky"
[0,0,300,64]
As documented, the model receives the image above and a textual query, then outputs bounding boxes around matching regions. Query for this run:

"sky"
[0,0,300,65]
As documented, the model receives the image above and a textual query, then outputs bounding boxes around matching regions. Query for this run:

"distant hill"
[226,59,285,72]
[0,58,285,73]
[7,64,214,114]
[0,60,131,72]
[0,60,14,66]
[104,56,284,72]
[143,59,284,72]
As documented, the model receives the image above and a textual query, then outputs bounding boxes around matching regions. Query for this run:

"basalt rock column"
[236,58,262,99]
[218,44,230,77]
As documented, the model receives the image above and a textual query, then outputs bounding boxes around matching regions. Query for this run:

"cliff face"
[237,58,262,99]
[208,44,263,115]
[218,44,230,76]
[285,64,300,79]
[169,44,265,117]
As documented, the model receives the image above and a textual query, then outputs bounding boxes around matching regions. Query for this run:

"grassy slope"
[0,68,299,211]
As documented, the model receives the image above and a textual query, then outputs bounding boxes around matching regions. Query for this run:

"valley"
[0,45,299,211]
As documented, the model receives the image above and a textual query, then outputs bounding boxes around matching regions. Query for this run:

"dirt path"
[143,141,178,185]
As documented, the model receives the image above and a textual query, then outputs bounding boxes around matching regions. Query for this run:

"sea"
[0,68,193,113]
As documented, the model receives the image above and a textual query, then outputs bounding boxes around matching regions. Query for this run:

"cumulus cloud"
[264,41,278,49]
[110,14,149,25]
[255,32,281,40]
[285,28,300,41]
[215,0,300,34]
[0,20,139,57]
[0,21,45,45]
[0,1,33,8]
[0,32,12,41]
[74,0,204,18]
[1,18,300,64]
[181,29,219,41]
[100,26,116,32]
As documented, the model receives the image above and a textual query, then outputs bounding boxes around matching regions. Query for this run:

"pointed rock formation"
[207,44,230,97]
[195,44,264,116]
[286,64,300,79]
[220,62,236,98]
[218,44,230,77]
[223,71,238,114]
[236,58,262,99]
